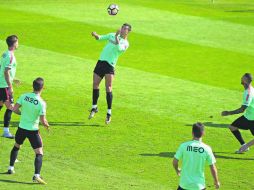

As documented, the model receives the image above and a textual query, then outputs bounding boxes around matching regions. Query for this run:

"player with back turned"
[7,78,49,185]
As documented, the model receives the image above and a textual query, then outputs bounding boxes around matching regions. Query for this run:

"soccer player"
[8,78,49,185]
[89,23,131,124]
[0,35,19,138]
[221,73,254,153]
[173,122,220,190]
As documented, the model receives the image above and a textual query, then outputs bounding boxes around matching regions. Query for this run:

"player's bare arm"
[221,105,247,116]
[40,115,49,130]
[13,103,21,115]
[4,68,13,94]
[210,164,220,189]
[172,158,181,176]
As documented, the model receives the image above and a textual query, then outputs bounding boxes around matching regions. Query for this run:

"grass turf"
[0,0,253,189]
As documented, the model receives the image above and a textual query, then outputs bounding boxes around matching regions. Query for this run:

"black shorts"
[177,186,206,190]
[0,87,14,103]
[15,127,43,149]
[94,60,115,78]
[231,115,254,135]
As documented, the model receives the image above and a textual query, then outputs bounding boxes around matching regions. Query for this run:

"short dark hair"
[33,77,44,91]
[122,23,132,31]
[192,122,204,138]
[6,35,18,47]
[243,73,253,83]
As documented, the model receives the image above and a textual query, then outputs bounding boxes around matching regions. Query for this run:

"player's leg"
[105,74,114,124]
[29,131,46,184]
[0,101,3,111]
[89,73,102,119]
[2,87,14,138]
[229,125,245,145]
[8,128,25,174]
[230,116,251,153]
[89,61,104,119]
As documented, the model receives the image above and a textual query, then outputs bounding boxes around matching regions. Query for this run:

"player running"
[89,23,131,124]
[173,122,220,190]
[0,35,20,138]
[7,78,49,185]
[221,73,254,153]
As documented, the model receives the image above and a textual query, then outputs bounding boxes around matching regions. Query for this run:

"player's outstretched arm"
[221,105,247,116]
[91,32,100,40]
[172,158,181,176]
[13,103,21,115]
[210,164,220,189]
[40,115,50,130]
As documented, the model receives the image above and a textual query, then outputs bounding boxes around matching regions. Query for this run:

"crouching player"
[7,77,49,184]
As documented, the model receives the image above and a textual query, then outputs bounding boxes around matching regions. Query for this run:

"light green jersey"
[98,33,129,67]
[17,92,46,131]
[0,50,17,88]
[243,85,254,120]
[174,140,216,190]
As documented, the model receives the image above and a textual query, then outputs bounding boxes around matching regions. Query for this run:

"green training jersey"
[98,33,129,67]
[174,140,216,190]
[17,92,46,131]
[0,50,17,88]
[243,85,254,120]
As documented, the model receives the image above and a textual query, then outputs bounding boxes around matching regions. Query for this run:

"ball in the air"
[107,4,119,16]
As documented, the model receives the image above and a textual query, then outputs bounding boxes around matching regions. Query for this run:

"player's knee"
[12,145,20,151]
[93,83,100,89]
[229,125,237,131]
[35,148,43,155]
[106,85,112,92]
[14,143,20,149]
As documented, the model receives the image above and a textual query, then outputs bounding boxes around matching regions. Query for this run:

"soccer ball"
[107,4,119,16]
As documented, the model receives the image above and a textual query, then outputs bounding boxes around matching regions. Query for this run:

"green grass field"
[0,0,253,189]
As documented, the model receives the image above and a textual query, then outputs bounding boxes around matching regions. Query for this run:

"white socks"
[8,166,14,171]
[4,127,9,133]
[107,109,112,115]
[92,105,97,109]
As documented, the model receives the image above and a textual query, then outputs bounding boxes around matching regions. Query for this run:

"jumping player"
[89,23,131,124]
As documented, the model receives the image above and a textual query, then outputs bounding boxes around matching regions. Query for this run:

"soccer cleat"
[33,176,47,185]
[105,113,111,125]
[7,169,15,174]
[235,144,250,154]
[88,107,98,119]
[2,132,15,139]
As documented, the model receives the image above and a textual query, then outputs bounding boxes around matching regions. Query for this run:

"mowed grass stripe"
[0,41,242,124]
[0,7,253,91]
[124,0,254,27]
[1,0,254,55]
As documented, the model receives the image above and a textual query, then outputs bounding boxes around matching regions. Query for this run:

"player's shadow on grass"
[49,122,103,127]
[0,174,37,185]
[140,152,175,158]
[0,121,103,128]
[185,122,228,128]
[225,10,254,13]
[140,152,254,161]
[214,152,254,160]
